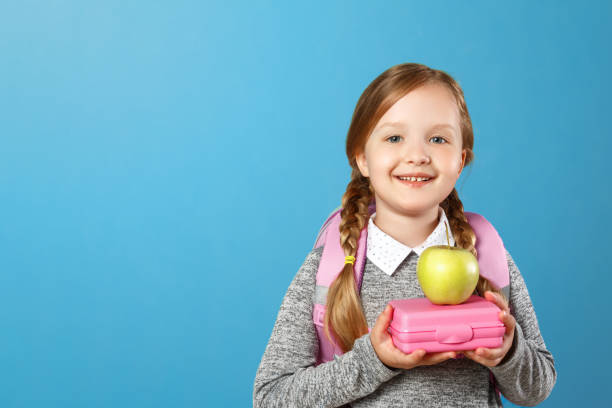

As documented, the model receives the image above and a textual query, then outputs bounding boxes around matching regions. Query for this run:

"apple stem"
[444,220,450,246]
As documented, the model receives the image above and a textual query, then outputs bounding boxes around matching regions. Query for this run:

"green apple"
[416,221,479,305]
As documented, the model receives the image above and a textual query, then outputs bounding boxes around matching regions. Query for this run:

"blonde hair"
[324,63,508,353]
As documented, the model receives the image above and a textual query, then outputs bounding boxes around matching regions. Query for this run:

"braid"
[441,189,508,305]
[324,168,373,352]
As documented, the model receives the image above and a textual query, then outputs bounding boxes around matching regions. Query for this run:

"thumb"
[373,304,393,335]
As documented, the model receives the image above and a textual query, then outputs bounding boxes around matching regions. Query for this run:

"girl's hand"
[463,291,516,367]
[370,304,457,370]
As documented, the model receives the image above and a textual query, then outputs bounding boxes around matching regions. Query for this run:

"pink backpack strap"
[464,212,510,299]
[311,205,373,364]
[313,206,342,250]
[314,210,368,288]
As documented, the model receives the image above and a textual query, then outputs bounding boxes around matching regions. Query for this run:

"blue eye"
[430,136,447,144]
[386,135,402,143]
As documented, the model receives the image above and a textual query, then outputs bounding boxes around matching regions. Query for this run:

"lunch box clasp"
[436,324,474,344]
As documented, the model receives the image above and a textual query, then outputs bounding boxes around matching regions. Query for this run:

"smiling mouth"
[395,176,435,186]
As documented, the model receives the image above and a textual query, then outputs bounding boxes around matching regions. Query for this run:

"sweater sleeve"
[253,247,401,408]
[488,249,557,406]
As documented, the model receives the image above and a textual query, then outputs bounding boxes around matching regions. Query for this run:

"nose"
[402,139,431,165]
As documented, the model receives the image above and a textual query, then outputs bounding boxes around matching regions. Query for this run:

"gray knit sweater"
[253,246,556,407]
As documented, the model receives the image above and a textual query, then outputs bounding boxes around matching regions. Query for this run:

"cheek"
[369,148,396,172]
[441,151,463,175]
[370,161,395,184]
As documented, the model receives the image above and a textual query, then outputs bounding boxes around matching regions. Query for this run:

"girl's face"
[356,83,466,217]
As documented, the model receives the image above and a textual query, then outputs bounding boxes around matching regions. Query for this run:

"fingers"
[463,294,517,367]
[484,291,515,335]
[499,309,516,335]
[373,304,458,370]
[394,349,455,369]
[465,347,496,360]
[484,291,509,312]
[464,347,504,367]
[464,314,516,367]
[419,350,457,366]
[405,348,426,363]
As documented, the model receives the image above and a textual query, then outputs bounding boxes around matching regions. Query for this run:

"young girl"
[254,63,556,407]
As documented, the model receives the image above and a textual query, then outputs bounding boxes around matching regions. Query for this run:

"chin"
[394,203,435,216]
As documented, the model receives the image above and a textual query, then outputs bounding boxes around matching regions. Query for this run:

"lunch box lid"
[388,295,504,333]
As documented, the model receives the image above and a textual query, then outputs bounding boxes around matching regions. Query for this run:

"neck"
[372,203,440,248]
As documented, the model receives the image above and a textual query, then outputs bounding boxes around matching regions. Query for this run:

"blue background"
[1,0,609,406]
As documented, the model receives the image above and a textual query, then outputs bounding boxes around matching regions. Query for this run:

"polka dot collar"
[366,207,456,276]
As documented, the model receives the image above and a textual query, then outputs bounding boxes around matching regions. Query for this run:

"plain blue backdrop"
[1,0,610,406]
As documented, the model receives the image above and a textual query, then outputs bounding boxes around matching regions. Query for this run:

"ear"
[458,149,466,176]
[355,151,369,178]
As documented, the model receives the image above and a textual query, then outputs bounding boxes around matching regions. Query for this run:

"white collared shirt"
[366,207,456,276]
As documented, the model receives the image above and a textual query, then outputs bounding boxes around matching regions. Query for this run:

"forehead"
[374,84,460,131]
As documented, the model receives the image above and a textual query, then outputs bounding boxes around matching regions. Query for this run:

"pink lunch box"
[388,295,505,354]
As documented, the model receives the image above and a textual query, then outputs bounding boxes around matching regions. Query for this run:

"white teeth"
[399,176,430,181]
